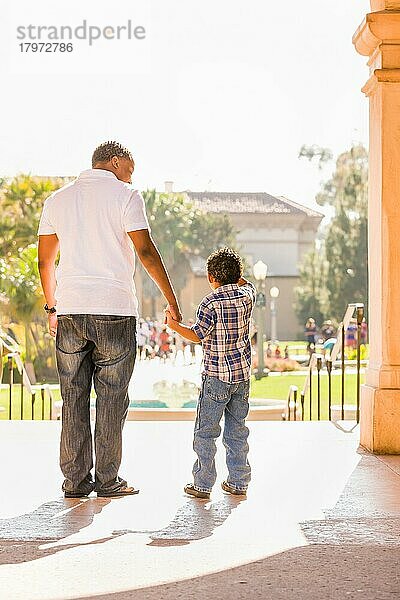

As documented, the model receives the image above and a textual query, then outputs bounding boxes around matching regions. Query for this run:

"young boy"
[165,247,256,499]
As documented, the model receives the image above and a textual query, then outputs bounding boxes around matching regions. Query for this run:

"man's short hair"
[92,141,133,167]
[207,247,243,286]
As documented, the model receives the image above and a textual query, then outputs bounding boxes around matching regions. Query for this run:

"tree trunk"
[25,323,32,362]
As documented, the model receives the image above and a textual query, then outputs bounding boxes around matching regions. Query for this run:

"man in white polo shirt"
[38,141,182,498]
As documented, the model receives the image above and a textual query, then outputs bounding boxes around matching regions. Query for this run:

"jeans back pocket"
[205,375,230,403]
[93,316,136,361]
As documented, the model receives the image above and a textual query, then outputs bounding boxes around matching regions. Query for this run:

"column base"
[360,384,400,453]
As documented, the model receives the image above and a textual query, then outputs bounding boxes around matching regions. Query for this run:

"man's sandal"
[221,481,247,496]
[64,490,92,499]
[184,483,210,499]
[97,486,139,498]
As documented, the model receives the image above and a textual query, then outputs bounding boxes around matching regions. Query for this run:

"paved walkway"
[0,421,399,599]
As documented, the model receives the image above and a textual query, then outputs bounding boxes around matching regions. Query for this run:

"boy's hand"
[164,308,177,329]
[163,310,200,343]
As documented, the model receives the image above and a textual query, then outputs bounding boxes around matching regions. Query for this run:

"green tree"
[294,248,328,328]
[0,245,43,363]
[295,144,368,323]
[0,175,63,379]
[0,174,63,256]
[318,145,368,317]
[298,144,333,170]
[141,190,236,305]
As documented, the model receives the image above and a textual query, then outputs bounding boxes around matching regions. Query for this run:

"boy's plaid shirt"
[191,282,256,383]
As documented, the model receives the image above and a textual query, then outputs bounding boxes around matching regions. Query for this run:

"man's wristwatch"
[44,304,57,314]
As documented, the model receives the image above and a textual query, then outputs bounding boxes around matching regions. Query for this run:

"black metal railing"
[2,352,54,420]
[285,303,365,424]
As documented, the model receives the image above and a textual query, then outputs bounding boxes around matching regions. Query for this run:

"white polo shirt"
[37,169,150,316]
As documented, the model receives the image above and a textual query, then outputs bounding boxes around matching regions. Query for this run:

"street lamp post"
[253,260,268,380]
[269,286,280,344]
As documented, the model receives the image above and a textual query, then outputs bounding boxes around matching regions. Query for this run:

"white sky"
[1,0,370,212]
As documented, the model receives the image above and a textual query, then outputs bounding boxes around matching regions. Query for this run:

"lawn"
[250,371,365,420]
[0,385,61,420]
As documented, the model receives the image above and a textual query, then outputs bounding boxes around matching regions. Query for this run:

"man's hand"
[48,313,58,338]
[166,303,182,323]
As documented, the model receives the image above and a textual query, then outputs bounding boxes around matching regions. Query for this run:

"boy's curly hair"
[206,247,243,286]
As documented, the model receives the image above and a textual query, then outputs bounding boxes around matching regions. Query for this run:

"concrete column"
[353,2,400,452]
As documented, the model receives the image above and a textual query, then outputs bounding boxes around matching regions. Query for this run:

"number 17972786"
[19,42,74,52]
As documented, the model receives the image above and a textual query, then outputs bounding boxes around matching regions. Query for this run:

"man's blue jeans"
[193,374,251,493]
[56,314,137,494]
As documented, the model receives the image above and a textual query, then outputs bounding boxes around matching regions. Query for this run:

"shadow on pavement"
[0,497,114,565]
[111,494,246,547]
[147,494,246,546]
[0,493,246,565]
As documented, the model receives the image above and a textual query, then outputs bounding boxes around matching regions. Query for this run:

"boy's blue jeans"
[193,374,251,493]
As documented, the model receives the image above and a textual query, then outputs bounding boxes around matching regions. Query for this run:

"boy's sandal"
[221,481,247,496]
[184,483,210,499]
[97,486,139,498]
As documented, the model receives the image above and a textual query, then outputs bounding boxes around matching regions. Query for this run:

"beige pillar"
[353,1,400,453]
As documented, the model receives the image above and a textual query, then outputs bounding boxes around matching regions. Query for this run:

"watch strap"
[44,304,57,314]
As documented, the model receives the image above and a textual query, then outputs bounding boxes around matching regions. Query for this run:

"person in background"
[323,337,337,358]
[137,318,148,360]
[321,320,335,342]
[188,318,196,362]
[304,318,317,356]
[361,318,368,345]
[149,321,158,355]
[345,319,358,350]
[158,325,171,360]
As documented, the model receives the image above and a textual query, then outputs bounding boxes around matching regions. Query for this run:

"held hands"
[164,307,180,330]
[164,308,200,343]
[164,303,182,324]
